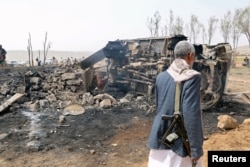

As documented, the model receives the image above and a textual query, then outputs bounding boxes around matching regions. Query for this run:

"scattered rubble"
[0,93,24,113]
[62,103,85,116]
[0,64,154,115]
[242,118,250,125]
[217,114,239,130]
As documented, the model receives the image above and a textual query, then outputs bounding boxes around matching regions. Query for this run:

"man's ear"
[185,53,193,65]
[187,53,192,60]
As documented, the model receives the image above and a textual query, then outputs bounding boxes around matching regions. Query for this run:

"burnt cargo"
[81,35,232,110]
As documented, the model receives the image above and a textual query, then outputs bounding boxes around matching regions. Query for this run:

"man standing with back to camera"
[147,41,203,167]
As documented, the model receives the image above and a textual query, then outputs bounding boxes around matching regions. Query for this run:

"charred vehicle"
[81,35,233,110]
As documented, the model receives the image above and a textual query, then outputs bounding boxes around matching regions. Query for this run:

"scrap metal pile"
[81,35,233,110]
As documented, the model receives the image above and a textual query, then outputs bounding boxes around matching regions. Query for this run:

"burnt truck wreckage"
[81,35,233,110]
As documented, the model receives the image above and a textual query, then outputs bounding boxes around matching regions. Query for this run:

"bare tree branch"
[172,16,184,35]
[220,10,232,43]
[146,17,154,37]
[27,33,34,66]
[207,16,218,45]
[153,11,161,37]
[231,9,242,50]
[43,32,51,65]
[189,15,201,43]
[238,6,250,47]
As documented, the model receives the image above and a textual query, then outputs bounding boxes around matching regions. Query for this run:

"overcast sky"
[1,0,250,51]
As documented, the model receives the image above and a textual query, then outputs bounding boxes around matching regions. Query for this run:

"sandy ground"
[0,56,250,167]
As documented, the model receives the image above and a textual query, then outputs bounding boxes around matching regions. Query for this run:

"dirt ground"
[1,56,250,167]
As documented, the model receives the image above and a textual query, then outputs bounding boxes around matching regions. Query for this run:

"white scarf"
[167,58,200,82]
